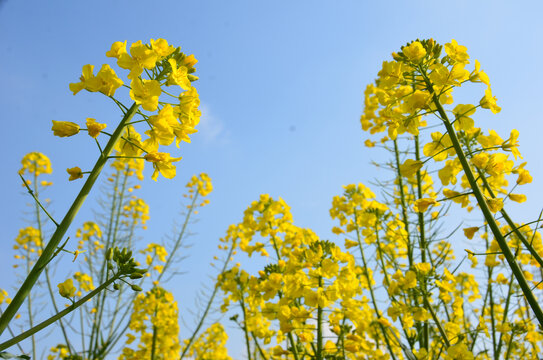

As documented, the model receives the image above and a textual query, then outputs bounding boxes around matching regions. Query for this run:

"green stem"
[251,332,268,360]
[179,242,235,359]
[239,297,252,360]
[0,103,140,337]
[414,135,430,350]
[93,165,131,354]
[420,67,543,327]
[393,140,413,267]
[25,250,35,360]
[353,215,398,359]
[19,174,59,227]
[268,233,300,360]
[33,175,74,355]
[316,276,323,360]
[0,273,121,351]
[158,191,199,283]
[421,295,450,348]
[150,324,158,360]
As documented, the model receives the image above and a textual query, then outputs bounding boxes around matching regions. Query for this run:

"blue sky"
[2,0,543,357]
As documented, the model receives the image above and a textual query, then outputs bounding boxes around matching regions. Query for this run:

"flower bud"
[52,121,80,137]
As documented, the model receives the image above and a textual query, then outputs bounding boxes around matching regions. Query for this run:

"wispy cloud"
[198,103,230,145]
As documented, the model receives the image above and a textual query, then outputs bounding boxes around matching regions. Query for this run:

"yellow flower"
[117,40,158,80]
[502,129,522,159]
[144,152,182,181]
[105,40,127,59]
[470,59,490,86]
[404,90,430,112]
[58,278,77,298]
[19,152,52,176]
[52,120,80,137]
[86,118,107,138]
[150,38,175,57]
[413,198,438,213]
[183,54,198,67]
[480,87,501,114]
[495,273,508,285]
[115,125,144,157]
[167,59,191,90]
[344,239,358,249]
[509,193,526,203]
[516,168,532,185]
[470,152,489,170]
[444,39,469,64]
[452,104,476,131]
[463,227,479,239]
[414,262,432,275]
[399,159,423,178]
[364,139,375,148]
[438,159,462,186]
[486,198,503,213]
[67,167,84,181]
[402,41,426,62]
[130,78,162,112]
[423,132,453,161]
[74,272,95,292]
[69,64,123,96]
[0,289,11,305]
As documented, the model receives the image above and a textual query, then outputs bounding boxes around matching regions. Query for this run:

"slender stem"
[19,174,58,227]
[421,295,450,348]
[316,276,323,360]
[0,103,140,337]
[393,140,413,266]
[239,297,252,360]
[487,262,497,358]
[158,191,199,283]
[92,165,130,354]
[353,214,398,359]
[251,332,268,360]
[414,135,430,349]
[0,273,121,351]
[268,233,300,360]
[88,170,121,357]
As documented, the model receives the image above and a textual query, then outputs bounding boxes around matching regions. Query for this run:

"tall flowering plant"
[0,38,202,353]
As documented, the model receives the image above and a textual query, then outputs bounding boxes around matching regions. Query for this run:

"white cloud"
[198,103,230,145]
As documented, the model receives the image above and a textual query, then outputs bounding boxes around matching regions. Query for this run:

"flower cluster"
[53,38,201,181]
[119,286,180,360]
[184,323,232,360]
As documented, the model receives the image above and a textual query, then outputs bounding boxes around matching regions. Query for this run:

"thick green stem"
[150,324,158,360]
[0,103,140,337]
[420,68,543,327]
[33,175,74,355]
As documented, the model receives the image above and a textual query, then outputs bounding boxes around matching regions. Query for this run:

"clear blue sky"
[2,0,543,357]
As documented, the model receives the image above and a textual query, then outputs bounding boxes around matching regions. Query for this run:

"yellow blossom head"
[402,41,427,62]
[86,118,107,138]
[67,166,84,181]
